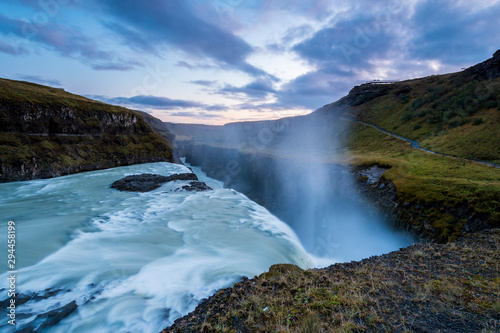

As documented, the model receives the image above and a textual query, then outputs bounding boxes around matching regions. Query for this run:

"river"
[0,162,312,332]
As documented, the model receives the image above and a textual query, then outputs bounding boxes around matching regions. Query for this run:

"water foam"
[0,162,311,332]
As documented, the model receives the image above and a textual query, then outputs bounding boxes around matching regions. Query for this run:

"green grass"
[0,78,129,113]
[347,123,500,241]
[350,73,500,162]
[0,77,174,181]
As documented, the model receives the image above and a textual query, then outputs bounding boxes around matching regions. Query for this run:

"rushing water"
[0,162,312,332]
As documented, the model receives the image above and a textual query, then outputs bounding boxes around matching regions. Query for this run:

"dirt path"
[345,117,500,168]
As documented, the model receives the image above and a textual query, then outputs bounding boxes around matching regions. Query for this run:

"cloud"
[0,13,139,70]
[0,40,28,55]
[408,0,500,64]
[274,70,359,110]
[170,111,221,119]
[91,62,138,71]
[98,0,271,78]
[17,74,62,87]
[190,80,218,87]
[292,14,398,70]
[89,93,231,114]
[110,95,207,110]
[218,77,276,99]
[205,104,228,111]
[259,0,335,21]
[275,5,405,110]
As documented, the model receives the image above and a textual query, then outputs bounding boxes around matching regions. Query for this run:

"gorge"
[1,51,499,333]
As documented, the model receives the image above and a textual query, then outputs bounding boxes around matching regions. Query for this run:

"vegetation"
[0,78,175,182]
[162,52,500,333]
[346,123,500,242]
[351,73,500,163]
[164,230,500,332]
[0,78,130,113]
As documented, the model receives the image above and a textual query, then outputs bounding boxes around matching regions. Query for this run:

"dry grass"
[163,229,500,333]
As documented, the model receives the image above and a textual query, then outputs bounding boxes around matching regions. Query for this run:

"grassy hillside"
[330,50,500,163]
[0,78,176,182]
[307,51,500,241]
[346,122,500,241]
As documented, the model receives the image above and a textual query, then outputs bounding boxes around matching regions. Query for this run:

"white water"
[0,162,312,332]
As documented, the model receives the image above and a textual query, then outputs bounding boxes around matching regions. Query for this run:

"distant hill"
[0,78,177,182]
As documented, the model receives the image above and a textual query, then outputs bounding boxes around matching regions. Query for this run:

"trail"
[345,117,500,168]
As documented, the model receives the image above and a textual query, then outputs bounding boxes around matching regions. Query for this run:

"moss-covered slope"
[0,78,176,182]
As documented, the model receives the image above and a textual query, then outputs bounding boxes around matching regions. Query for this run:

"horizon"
[1,0,500,125]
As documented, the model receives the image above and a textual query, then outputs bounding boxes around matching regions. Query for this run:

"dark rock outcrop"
[110,173,212,192]
[338,83,393,107]
[464,49,500,81]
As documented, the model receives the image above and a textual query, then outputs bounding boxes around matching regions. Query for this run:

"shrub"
[448,120,462,128]
[401,112,414,122]
[472,118,483,126]
[399,95,410,104]
[418,110,428,117]
[410,97,425,111]
[413,124,422,130]
[484,100,496,109]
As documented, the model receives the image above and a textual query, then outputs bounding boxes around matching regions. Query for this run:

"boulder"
[111,173,209,192]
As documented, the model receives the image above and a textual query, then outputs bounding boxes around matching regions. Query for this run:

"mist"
[268,112,413,262]
[182,110,413,264]
[212,113,413,263]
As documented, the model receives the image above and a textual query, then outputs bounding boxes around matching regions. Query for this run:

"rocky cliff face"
[464,49,500,80]
[0,78,176,182]
[2,101,142,136]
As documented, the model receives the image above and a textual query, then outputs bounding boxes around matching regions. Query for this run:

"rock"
[111,173,211,192]
[111,173,171,192]
[340,83,393,107]
[464,49,500,80]
[18,301,78,333]
[180,181,212,192]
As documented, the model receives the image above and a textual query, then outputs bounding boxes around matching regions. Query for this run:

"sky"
[1,0,500,125]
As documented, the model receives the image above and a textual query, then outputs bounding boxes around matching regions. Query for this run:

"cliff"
[0,78,177,182]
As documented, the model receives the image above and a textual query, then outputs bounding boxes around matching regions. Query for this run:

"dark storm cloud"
[98,0,271,78]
